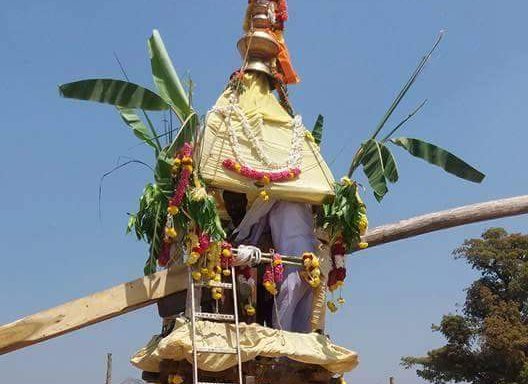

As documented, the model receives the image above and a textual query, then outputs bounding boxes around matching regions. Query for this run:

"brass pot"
[244,59,273,76]
[251,0,272,16]
[237,30,279,61]
[251,14,272,29]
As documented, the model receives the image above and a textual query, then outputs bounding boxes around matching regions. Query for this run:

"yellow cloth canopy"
[131,318,358,374]
[198,72,335,205]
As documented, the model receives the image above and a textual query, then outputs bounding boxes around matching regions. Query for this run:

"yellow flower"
[167,205,179,216]
[168,374,184,384]
[337,297,346,305]
[244,304,256,316]
[173,158,182,166]
[358,242,369,249]
[181,156,193,165]
[358,217,368,235]
[222,269,231,277]
[233,163,242,172]
[212,292,222,300]
[311,258,320,268]
[222,249,232,258]
[190,187,207,201]
[165,227,177,239]
[214,274,222,282]
[327,301,338,313]
[192,271,202,281]
[259,190,269,201]
[261,175,271,185]
[184,165,193,172]
[309,277,321,288]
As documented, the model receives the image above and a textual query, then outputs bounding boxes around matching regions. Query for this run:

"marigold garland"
[263,252,284,295]
[301,252,321,288]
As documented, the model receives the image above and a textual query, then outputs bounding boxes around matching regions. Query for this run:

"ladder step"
[195,312,235,321]
[196,346,237,354]
[198,382,238,384]
[196,281,233,289]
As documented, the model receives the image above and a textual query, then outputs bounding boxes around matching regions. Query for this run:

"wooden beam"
[0,195,527,355]
[361,195,528,249]
[0,266,187,355]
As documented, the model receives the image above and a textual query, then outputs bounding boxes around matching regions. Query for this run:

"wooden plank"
[0,266,187,355]
[1,195,527,355]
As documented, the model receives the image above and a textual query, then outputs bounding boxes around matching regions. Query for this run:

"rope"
[233,245,262,266]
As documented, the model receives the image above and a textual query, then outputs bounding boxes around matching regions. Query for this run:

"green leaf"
[154,149,174,199]
[380,144,399,183]
[148,30,191,122]
[312,114,324,145]
[360,139,389,201]
[59,79,170,110]
[118,107,161,153]
[390,137,485,183]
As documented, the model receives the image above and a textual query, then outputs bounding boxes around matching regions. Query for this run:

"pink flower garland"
[222,158,300,183]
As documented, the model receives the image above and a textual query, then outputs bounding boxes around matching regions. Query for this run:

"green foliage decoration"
[347,32,485,201]
[318,178,368,252]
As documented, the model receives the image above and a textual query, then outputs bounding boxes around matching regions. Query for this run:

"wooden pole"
[106,353,112,384]
[360,195,528,250]
[0,195,527,355]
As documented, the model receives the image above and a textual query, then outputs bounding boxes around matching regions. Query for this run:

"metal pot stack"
[237,0,280,76]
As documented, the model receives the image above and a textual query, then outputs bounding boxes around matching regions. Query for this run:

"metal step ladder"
[189,265,244,384]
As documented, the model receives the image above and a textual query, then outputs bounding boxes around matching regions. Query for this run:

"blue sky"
[1,1,527,383]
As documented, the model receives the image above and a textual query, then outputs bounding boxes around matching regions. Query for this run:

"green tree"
[402,228,528,384]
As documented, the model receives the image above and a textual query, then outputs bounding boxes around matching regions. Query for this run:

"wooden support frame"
[0,195,527,355]
[0,266,187,355]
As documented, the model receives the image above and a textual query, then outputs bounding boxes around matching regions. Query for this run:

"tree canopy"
[403,228,528,384]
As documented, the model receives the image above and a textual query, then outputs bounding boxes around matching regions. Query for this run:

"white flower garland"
[207,96,305,172]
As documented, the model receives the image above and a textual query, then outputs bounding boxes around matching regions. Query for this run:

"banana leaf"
[59,79,169,110]
[360,139,389,201]
[312,114,324,145]
[148,30,191,122]
[118,107,161,153]
[390,137,485,183]
[380,144,399,183]
[154,148,175,200]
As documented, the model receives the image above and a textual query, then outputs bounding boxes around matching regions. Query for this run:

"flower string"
[263,252,284,295]
[206,96,305,177]
[301,252,321,288]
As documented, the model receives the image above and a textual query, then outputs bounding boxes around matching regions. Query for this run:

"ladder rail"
[189,268,200,384]
[230,265,244,384]
[189,265,244,384]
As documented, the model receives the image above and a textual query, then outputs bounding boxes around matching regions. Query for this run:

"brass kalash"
[237,0,280,76]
